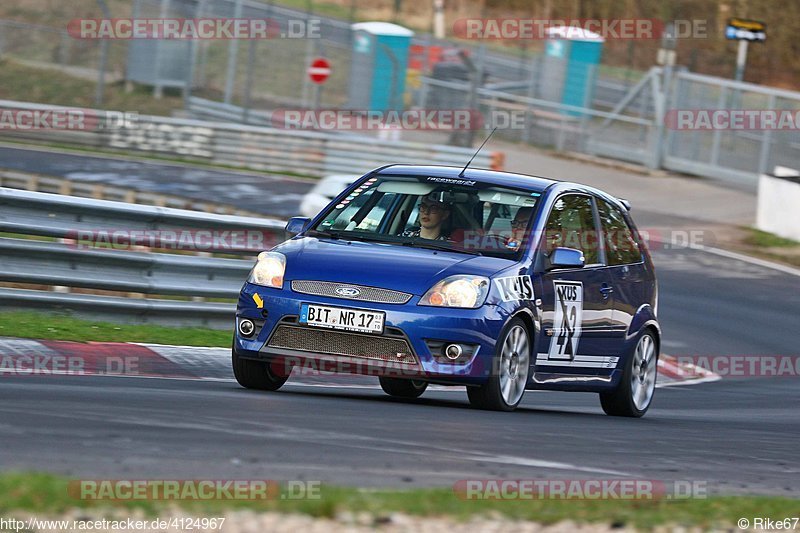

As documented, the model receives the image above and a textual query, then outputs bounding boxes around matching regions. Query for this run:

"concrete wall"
[757,168,800,242]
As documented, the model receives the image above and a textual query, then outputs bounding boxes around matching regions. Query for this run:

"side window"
[355,192,394,231]
[326,188,377,230]
[325,189,392,232]
[597,199,642,265]
[543,194,600,265]
[403,199,421,232]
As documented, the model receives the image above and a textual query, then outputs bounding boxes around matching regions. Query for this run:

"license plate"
[299,303,384,334]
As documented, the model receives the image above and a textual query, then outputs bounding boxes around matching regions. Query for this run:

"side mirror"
[547,247,585,270]
[285,216,311,236]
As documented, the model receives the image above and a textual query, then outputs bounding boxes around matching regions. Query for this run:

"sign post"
[725,18,766,82]
[307,58,331,110]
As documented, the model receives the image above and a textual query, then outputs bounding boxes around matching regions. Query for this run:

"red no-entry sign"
[308,58,331,84]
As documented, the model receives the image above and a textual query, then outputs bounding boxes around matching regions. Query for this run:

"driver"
[402,194,452,241]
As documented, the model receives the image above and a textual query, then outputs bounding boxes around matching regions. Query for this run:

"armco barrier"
[0,188,287,329]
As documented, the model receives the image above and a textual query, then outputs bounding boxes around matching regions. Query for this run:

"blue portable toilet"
[542,26,604,113]
[349,22,414,112]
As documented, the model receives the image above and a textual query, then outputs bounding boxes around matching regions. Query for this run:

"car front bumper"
[233,281,512,384]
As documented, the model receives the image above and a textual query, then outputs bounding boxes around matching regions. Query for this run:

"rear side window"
[597,199,642,265]
[543,194,600,265]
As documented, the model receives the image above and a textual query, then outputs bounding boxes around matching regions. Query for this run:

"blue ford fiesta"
[233,165,660,417]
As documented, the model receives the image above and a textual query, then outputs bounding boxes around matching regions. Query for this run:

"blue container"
[544,27,604,114]
[349,22,414,112]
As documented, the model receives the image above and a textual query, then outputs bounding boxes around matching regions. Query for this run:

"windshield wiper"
[309,229,394,245]
[403,239,481,256]
[308,229,342,240]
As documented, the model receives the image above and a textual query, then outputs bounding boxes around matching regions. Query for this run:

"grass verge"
[0,59,183,116]
[0,311,230,347]
[734,228,800,269]
[745,229,800,248]
[0,473,797,529]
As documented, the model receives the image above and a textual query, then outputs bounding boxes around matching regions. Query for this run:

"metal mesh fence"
[664,73,800,182]
[179,0,353,109]
[0,19,127,79]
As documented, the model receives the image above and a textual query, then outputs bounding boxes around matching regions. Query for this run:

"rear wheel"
[232,347,290,391]
[600,330,658,417]
[379,377,428,398]
[467,318,531,412]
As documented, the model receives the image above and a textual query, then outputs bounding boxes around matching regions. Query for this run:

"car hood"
[274,237,517,295]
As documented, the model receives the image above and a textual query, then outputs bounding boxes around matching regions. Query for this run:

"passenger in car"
[508,206,534,250]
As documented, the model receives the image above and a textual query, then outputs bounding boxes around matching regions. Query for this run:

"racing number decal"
[548,280,583,360]
[494,275,534,302]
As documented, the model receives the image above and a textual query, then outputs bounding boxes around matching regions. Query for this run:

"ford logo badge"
[335,286,361,297]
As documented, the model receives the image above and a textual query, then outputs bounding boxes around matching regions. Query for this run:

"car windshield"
[308,175,541,258]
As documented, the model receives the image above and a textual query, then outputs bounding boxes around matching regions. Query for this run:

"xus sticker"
[548,280,583,360]
[494,275,534,302]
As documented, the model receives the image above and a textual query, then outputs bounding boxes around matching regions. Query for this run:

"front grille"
[291,280,412,304]
[267,325,417,364]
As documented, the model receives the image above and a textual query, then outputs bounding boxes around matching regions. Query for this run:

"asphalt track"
[1,148,799,495]
[0,145,311,217]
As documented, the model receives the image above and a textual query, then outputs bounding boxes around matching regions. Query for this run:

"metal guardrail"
[0,99,493,178]
[0,169,256,215]
[0,188,287,329]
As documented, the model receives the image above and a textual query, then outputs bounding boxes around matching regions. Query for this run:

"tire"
[379,377,428,398]
[467,318,531,412]
[600,330,658,418]
[232,347,290,391]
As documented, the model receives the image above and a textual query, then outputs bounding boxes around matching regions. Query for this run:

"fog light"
[238,318,255,337]
[445,344,463,360]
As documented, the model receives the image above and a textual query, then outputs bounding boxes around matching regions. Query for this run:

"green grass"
[0,311,230,347]
[0,58,183,116]
[272,0,355,22]
[746,228,800,248]
[0,472,797,529]
[737,228,800,268]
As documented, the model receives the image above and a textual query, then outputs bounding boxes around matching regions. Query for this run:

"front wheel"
[600,331,658,417]
[467,318,531,412]
[378,377,428,398]
[232,347,290,391]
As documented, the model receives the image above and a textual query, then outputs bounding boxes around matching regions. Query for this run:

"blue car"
[233,165,660,416]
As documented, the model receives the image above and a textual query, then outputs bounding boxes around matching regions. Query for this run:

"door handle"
[600,284,614,298]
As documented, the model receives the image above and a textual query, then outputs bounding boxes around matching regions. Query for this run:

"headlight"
[419,275,489,309]
[248,252,286,288]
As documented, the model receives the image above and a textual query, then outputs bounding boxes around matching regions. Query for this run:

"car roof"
[374,165,630,212]
[374,165,559,193]
[322,174,358,182]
